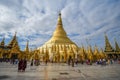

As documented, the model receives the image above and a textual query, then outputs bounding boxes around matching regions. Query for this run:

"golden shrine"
[37,13,78,62]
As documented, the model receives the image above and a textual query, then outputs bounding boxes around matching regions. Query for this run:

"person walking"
[45,59,48,65]
[18,59,23,72]
[22,59,27,72]
[71,59,74,67]
[30,59,34,66]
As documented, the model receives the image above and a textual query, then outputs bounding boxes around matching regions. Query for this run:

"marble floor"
[0,62,120,80]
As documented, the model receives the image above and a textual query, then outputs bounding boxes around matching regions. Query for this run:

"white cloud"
[0,0,120,50]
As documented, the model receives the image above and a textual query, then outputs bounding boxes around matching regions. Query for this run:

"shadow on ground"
[0,75,11,79]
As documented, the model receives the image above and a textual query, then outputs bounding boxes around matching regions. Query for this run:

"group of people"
[1,57,120,72]
[18,59,27,72]
[96,59,108,65]
[86,59,92,65]
[95,58,120,65]
[30,59,41,66]
[0,58,10,63]
[67,58,120,67]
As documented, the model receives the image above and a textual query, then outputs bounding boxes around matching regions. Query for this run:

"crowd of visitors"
[0,57,120,72]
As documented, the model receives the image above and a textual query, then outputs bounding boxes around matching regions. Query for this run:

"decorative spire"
[8,32,17,47]
[87,45,93,61]
[114,38,120,52]
[100,48,106,59]
[0,37,5,46]
[104,33,114,52]
[8,32,20,51]
[94,44,99,55]
[7,31,21,55]
[81,45,86,57]
[88,45,93,54]
[15,31,17,36]
[25,40,29,52]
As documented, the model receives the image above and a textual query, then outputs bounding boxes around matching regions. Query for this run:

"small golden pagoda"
[93,45,99,61]
[37,12,78,62]
[79,45,86,61]
[0,32,22,60]
[23,40,30,60]
[99,48,107,59]
[86,45,93,61]
[8,32,21,59]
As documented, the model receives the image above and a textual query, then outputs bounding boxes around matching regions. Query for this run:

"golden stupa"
[37,13,78,62]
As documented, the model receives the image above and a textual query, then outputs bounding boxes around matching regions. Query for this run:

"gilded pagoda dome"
[37,12,78,62]
[45,13,76,45]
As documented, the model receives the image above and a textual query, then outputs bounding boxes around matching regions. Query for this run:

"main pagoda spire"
[45,12,75,44]
[104,33,114,52]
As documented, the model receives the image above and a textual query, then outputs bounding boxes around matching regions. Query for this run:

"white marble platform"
[0,62,120,80]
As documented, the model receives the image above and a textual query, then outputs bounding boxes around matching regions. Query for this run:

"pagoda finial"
[59,11,61,16]
[15,31,17,37]
[57,12,62,25]
[13,31,17,40]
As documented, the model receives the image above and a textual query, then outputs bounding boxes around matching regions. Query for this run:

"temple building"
[0,33,30,61]
[104,34,120,59]
[0,32,20,60]
[37,13,78,62]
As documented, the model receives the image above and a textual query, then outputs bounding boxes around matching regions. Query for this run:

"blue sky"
[0,0,120,50]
